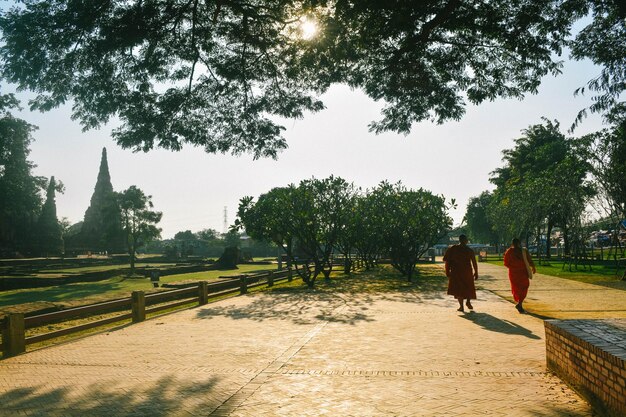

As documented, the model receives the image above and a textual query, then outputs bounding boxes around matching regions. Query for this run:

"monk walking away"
[443,234,478,312]
[503,238,536,314]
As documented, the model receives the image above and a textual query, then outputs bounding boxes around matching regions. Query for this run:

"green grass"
[485,259,626,290]
[0,264,273,315]
[35,263,175,275]
[1,265,441,359]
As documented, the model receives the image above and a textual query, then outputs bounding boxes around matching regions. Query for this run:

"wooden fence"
[1,269,293,358]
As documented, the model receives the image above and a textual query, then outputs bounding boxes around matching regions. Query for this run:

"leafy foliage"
[487,119,594,254]
[368,182,451,280]
[0,93,46,256]
[0,0,587,156]
[464,191,499,245]
[237,176,356,287]
[570,0,626,127]
[237,176,451,286]
[118,185,162,272]
[577,120,626,221]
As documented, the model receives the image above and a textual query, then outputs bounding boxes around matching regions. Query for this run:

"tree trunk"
[343,256,351,274]
[130,241,136,275]
[546,222,553,259]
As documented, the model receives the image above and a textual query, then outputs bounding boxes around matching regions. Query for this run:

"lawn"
[485,259,626,291]
[0,263,274,316]
[0,261,178,279]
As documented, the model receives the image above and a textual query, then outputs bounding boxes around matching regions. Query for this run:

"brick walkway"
[477,262,626,319]
[1,264,614,416]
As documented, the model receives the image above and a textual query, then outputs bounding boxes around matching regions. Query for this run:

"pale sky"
[4,43,606,239]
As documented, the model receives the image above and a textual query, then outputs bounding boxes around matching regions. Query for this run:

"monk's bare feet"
[515,303,525,314]
[466,301,473,310]
[457,307,464,312]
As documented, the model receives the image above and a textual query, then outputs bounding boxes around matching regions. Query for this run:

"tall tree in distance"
[578,120,626,259]
[579,121,626,221]
[464,191,499,246]
[0,93,45,256]
[118,186,162,274]
[488,119,593,255]
[34,176,64,256]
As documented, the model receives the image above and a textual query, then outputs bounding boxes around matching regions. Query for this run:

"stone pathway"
[0,264,612,416]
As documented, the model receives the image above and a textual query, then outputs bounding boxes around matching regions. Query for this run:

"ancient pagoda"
[70,148,125,254]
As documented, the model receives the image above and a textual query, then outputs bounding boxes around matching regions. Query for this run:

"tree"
[579,121,626,221]
[174,229,197,257]
[0,1,588,157]
[370,182,452,281]
[0,93,45,256]
[236,186,298,269]
[578,121,626,259]
[289,176,356,283]
[464,191,499,246]
[488,119,593,256]
[335,189,359,274]
[237,176,356,287]
[571,0,626,128]
[351,192,386,270]
[118,186,162,274]
[34,176,64,256]
[223,230,242,248]
[196,228,220,241]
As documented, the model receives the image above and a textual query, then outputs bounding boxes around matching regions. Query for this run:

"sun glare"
[300,18,318,40]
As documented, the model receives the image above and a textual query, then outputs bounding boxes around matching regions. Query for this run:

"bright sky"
[3,29,606,239]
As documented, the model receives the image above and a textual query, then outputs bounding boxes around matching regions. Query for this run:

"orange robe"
[503,248,535,303]
[443,244,477,299]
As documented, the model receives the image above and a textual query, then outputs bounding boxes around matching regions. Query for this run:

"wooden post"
[287,266,293,282]
[2,313,25,357]
[239,275,248,295]
[198,281,208,305]
[131,291,145,323]
[267,271,274,287]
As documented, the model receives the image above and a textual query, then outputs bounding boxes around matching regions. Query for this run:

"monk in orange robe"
[503,238,536,313]
[443,235,478,312]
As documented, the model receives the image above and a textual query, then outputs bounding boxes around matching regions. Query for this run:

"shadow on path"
[197,265,449,326]
[0,375,222,417]
[460,312,541,339]
[196,290,374,325]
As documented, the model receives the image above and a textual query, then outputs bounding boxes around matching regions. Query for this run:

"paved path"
[1,263,618,416]
[477,262,626,319]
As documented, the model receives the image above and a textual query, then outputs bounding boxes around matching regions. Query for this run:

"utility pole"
[223,206,228,234]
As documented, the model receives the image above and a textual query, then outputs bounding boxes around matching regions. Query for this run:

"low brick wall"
[544,319,626,417]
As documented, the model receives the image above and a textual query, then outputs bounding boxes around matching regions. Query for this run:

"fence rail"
[1,269,293,358]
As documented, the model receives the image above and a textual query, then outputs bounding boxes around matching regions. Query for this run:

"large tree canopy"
[0,93,46,255]
[487,119,593,255]
[0,0,599,157]
[570,0,626,127]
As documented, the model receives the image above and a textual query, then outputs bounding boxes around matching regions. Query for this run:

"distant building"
[65,148,126,254]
